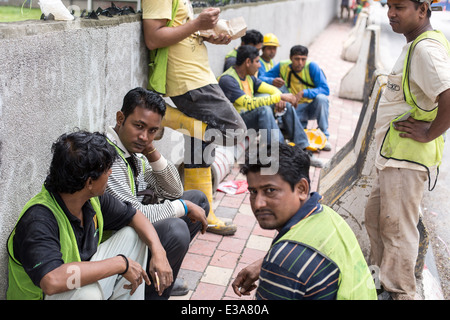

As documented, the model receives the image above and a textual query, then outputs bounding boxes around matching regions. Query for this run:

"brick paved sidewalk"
[171,19,364,300]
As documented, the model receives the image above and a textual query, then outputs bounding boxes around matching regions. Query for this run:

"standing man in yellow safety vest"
[232,143,377,300]
[365,0,450,300]
[142,0,247,236]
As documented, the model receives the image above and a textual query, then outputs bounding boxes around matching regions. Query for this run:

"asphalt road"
[372,3,450,299]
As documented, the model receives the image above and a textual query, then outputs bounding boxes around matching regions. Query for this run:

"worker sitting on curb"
[261,45,332,151]
[258,33,282,85]
[105,87,209,299]
[224,29,264,72]
[218,45,324,168]
[232,143,377,300]
[7,131,172,300]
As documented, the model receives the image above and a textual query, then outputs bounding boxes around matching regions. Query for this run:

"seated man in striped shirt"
[232,143,377,300]
[105,87,209,299]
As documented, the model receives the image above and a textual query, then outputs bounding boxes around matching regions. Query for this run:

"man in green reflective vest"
[7,131,172,300]
[223,29,264,72]
[365,0,450,300]
[261,45,332,151]
[231,143,377,300]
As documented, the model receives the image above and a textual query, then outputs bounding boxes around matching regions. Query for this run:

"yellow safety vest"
[260,58,274,72]
[279,60,313,103]
[274,205,377,300]
[7,186,103,300]
[380,30,450,189]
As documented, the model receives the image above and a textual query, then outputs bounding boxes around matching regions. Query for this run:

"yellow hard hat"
[304,129,327,152]
[263,33,280,47]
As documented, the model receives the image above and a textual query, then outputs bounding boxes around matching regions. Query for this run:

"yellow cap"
[263,33,280,47]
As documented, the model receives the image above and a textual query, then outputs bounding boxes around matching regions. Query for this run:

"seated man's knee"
[258,105,274,119]
[163,218,191,251]
[315,94,329,107]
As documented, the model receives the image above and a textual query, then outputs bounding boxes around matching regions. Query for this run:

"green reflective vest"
[260,58,274,73]
[147,0,179,95]
[219,67,255,96]
[7,186,104,300]
[107,138,146,196]
[274,205,377,300]
[279,60,313,103]
[380,31,450,185]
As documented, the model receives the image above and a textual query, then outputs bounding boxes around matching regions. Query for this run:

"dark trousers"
[145,190,209,299]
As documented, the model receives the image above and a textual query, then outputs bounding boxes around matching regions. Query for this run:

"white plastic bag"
[38,0,74,21]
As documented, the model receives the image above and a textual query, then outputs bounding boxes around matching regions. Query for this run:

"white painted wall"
[0,0,339,298]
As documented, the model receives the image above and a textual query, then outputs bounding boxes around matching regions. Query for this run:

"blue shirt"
[256,192,340,300]
[259,61,330,100]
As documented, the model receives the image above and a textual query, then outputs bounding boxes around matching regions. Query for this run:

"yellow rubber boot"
[184,167,237,236]
[162,104,208,141]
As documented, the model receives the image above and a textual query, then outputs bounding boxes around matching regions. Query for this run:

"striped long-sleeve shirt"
[256,193,340,300]
[105,127,186,223]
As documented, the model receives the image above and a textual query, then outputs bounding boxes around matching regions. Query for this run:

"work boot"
[184,166,237,236]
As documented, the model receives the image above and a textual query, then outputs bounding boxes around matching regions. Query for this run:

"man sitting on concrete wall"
[7,131,172,300]
[105,87,209,299]
[261,45,332,151]
[142,0,247,236]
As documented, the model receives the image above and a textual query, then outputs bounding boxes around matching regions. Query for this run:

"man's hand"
[147,250,173,296]
[294,90,304,104]
[231,259,263,297]
[394,117,433,143]
[274,101,286,113]
[195,7,221,31]
[203,33,232,45]
[281,93,298,106]
[185,200,208,234]
[272,77,285,88]
[122,257,151,295]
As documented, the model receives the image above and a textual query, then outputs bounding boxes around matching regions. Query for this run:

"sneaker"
[322,141,332,151]
[309,155,324,168]
[170,278,189,296]
[304,149,324,168]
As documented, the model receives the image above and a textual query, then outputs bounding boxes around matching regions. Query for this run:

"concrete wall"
[0,0,338,299]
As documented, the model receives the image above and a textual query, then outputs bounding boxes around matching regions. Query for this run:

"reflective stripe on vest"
[380,30,450,189]
[260,58,274,72]
[107,138,146,196]
[7,186,103,300]
[274,205,377,300]
[219,67,255,98]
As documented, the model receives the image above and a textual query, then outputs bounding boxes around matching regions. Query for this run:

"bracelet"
[179,199,188,215]
[117,254,129,275]
[146,148,157,156]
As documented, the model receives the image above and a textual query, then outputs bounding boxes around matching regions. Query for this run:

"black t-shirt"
[12,188,136,287]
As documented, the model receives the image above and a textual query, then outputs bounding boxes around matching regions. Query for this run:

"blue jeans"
[272,103,309,149]
[240,105,284,146]
[295,94,330,138]
[240,104,309,149]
